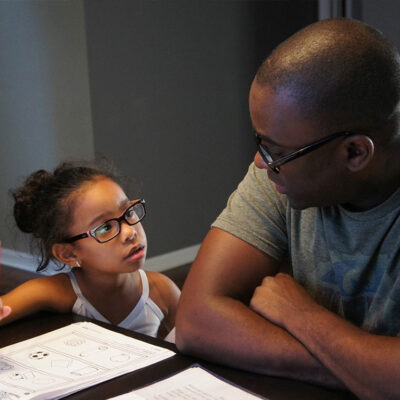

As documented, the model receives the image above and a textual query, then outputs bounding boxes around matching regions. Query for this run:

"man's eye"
[272,150,284,157]
[267,146,283,157]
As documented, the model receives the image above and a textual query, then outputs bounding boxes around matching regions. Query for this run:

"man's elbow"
[175,309,197,353]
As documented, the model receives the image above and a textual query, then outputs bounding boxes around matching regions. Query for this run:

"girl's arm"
[0,273,76,326]
[147,271,181,338]
[0,298,12,320]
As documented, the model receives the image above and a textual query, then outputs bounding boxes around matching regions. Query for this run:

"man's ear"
[52,243,79,267]
[344,135,375,172]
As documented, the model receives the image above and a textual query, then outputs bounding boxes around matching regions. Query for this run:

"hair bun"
[12,170,53,235]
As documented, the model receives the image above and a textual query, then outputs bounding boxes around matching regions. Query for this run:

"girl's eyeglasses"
[64,199,146,244]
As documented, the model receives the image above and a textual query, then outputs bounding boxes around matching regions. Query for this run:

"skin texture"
[0,178,180,339]
[0,299,11,319]
[248,83,395,211]
[176,19,400,398]
[250,273,400,400]
[176,227,344,388]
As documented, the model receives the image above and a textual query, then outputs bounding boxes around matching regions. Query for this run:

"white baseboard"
[1,244,200,274]
[2,248,50,273]
[145,244,200,272]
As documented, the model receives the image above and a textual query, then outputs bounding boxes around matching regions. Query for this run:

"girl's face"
[66,177,147,275]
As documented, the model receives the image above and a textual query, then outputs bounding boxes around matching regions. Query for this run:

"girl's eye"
[97,223,112,235]
[126,207,138,221]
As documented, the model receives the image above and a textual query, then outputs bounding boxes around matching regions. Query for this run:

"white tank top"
[68,269,164,337]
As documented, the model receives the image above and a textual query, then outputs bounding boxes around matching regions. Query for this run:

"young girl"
[0,162,180,340]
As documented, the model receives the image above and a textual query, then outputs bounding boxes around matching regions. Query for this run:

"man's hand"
[250,273,320,330]
[251,273,400,400]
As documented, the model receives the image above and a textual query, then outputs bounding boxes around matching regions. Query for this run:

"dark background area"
[84,0,318,256]
[3,1,399,271]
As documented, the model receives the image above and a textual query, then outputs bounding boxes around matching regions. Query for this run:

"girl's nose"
[121,222,137,241]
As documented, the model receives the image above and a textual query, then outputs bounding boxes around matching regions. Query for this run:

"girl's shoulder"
[26,273,77,312]
[145,271,180,298]
[144,271,180,311]
[144,270,180,338]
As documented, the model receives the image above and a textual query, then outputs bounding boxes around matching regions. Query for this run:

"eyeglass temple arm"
[64,233,89,243]
[269,132,352,168]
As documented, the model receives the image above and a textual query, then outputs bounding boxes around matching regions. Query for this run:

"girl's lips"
[125,245,145,262]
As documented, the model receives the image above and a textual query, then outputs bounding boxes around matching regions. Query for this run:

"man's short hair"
[256,18,400,137]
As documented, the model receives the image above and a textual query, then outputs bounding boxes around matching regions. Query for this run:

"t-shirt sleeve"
[212,163,288,261]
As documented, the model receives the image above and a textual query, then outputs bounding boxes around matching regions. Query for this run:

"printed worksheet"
[108,365,268,400]
[0,322,175,400]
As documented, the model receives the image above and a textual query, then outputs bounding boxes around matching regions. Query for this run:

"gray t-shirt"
[213,163,400,336]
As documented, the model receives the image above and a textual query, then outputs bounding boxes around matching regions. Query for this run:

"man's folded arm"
[250,272,400,400]
[175,227,343,388]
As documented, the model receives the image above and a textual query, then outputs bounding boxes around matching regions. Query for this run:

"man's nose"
[254,151,268,169]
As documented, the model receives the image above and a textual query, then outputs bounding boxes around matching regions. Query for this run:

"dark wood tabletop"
[0,312,359,400]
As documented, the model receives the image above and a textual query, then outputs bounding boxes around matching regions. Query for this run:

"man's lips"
[267,173,286,194]
[274,182,286,194]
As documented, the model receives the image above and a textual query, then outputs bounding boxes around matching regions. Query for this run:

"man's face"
[249,80,347,209]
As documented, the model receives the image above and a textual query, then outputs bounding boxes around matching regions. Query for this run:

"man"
[175,18,400,400]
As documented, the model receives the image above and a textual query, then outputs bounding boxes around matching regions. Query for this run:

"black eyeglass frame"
[63,199,146,244]
[255,131,355,173]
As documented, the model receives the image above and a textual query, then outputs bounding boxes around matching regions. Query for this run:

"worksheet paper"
[109,365,268,400]
[0,322,175,400]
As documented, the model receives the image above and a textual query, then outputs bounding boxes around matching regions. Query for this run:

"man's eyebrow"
[252,128,282,147]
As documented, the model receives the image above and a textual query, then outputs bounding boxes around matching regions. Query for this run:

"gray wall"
[361,0,400,50]
[0,0,318,268]
[2,0,399,266]
[84,0,318,257]
[0,1,94,254]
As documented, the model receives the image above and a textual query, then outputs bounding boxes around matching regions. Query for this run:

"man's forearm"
[176,295,343,388]
[250,273,400,400]
[283,304,400,400]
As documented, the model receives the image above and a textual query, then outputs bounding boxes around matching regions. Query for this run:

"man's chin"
[287,196,314,210]
[288,195,335,210]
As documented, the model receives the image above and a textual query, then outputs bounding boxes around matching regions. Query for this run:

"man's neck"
[342,172,400,212]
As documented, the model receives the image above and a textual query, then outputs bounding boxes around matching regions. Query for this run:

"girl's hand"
[0,298,12,321]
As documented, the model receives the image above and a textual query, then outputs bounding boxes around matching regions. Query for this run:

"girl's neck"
[73,268,141,294]
[71,268,143,326]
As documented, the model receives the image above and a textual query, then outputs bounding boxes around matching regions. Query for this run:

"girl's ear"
[52,243,79,267]
[344,135,375,172]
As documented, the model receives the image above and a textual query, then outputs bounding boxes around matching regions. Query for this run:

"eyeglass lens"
[92,203,145,242]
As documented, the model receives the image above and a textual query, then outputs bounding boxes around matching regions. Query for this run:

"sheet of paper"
[0,322,175,400]
[109,365,267,400]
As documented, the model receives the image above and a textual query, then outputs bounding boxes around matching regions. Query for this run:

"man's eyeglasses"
[64,199,146,244]
[255,131,354,173]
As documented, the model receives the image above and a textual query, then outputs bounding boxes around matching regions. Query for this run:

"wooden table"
[1,312,358,400]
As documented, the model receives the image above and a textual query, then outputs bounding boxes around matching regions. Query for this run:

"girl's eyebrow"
[88,198,130,227]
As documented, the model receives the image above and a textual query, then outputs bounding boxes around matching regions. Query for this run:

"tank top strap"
[68,271,84,298]
[67,271,109,323]
[138,269,164,321]
[138,269,149,300]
